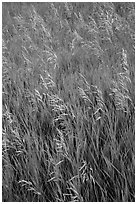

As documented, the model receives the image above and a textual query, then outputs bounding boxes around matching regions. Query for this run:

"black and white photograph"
[2,1,135,202]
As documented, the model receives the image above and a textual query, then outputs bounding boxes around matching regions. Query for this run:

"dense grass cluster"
[2,2,135,202]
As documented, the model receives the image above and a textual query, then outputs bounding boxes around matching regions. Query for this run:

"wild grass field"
[2,2,135,202]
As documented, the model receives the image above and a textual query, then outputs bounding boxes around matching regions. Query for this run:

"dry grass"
[2,2,135,202]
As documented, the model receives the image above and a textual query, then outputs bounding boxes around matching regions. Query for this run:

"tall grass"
[2,2,135,202]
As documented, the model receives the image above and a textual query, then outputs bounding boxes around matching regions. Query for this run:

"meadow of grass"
[2,2,135,202]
